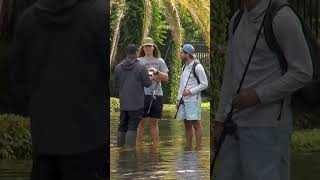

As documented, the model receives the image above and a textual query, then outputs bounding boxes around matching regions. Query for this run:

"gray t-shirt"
[215,0,313,129]
[138,57,169,96]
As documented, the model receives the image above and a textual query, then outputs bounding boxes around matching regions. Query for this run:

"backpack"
[182,59,209,85]
[233,0,320,113]
[183,61,200,84]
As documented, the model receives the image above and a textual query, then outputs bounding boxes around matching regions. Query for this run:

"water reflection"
[110,111,210,179]
[113,145,163,179]
[176,151,206,179]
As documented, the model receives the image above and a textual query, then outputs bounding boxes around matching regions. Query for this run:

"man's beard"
[181,57,187,62]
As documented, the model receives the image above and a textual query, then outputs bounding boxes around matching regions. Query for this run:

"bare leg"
[136,118,147,146]
[192,120,203,151]
[184,120,193,151]
[150,118,159,146]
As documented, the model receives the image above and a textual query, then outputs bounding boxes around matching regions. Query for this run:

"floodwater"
[110,111,210,179]
[1,111,319,180]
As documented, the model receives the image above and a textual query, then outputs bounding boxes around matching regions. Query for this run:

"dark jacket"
[113,58,152,111]
[10,0,108,154]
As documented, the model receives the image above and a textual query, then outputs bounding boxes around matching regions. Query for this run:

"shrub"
[110,98,120,113]
[0,114,31,159]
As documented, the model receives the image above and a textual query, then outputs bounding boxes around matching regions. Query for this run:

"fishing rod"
[174,66,193,119]
[146,38,172,115]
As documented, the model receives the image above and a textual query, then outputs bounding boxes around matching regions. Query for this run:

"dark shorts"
[143,95,163,119]
[118,109,143,132]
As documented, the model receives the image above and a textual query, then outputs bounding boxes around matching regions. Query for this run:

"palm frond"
[161,0,182,58]
[175,0,210,48]
[110,1,127,68]
[141,0,153,41]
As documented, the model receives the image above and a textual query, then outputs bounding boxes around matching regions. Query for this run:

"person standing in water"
[113,44,152,147]
[176,44,208,151]
[136,37,169,147]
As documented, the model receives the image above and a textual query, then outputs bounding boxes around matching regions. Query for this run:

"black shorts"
[143,95,163,119]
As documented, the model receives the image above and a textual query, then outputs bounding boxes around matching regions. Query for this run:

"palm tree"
[110,0,210,67]
[110,0,127,69]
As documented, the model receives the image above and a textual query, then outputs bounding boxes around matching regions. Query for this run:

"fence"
[184,41,210,73]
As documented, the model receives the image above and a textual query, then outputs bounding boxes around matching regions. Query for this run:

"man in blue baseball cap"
[182,44,196,58]
[176,44,208,151]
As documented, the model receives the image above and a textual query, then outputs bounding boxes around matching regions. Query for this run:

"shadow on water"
[110,111,210,179]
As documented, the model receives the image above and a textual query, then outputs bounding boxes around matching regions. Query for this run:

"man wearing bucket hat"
[113,44,152,147]
[176,44,208,151]
[136,37,169,147]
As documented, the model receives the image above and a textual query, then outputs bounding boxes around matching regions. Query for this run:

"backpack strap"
[182,63,186,71]
[232,0,290,73]
[182,61,201,85]
[192,61,201,85]
[264,0,290,73]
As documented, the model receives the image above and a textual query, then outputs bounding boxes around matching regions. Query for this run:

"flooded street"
[110,111,211,179]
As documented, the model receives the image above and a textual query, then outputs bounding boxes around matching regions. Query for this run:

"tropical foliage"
[110,0,210,104]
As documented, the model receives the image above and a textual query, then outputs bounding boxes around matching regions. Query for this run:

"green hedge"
[291,129,320,152]
[162,32,181,104]
[0,114,31,159]
[110,97,120,113]
[110,98,210,113]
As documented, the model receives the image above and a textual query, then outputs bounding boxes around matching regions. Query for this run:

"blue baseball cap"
[182,44,195,58]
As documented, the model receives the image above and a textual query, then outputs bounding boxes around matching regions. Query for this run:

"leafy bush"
[292,129,320,152]
[0,114,31,159]
[110,98,120,113]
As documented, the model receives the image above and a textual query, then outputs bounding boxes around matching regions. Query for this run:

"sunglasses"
[144,45,153,48]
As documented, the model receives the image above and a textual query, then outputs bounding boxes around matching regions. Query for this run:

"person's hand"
[151,75,160,81]
[232,88,260,112]
[148,67,159,75]
[183,89,192,96]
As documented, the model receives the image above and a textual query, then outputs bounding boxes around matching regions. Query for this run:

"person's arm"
[254,7,313,105]
[189,64,208,95]
[10,19,27,100]
[141,66,152,88]
[10,16,30,116]
[215,13,237,123]
[215,55,234,123]
[155,71,169,81]
[112,66,120,98]
[152,58,169,81]
[176,67,184,101]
